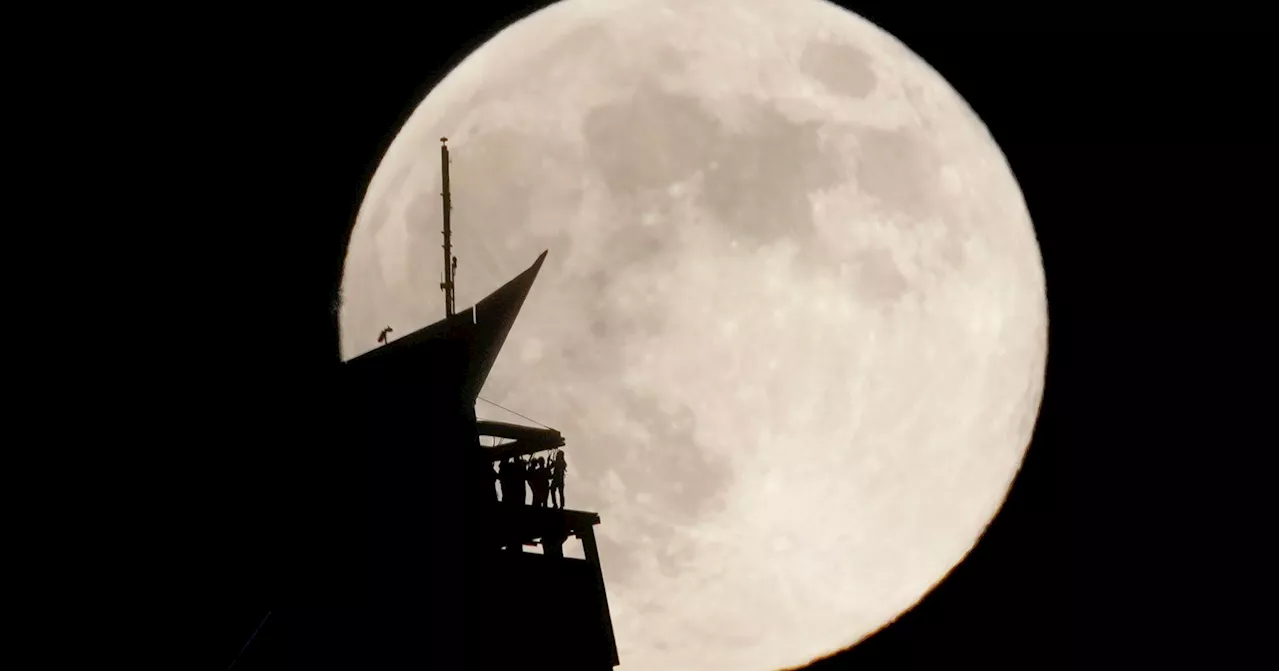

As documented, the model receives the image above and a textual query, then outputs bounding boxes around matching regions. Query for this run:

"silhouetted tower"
[339,141,619,670]
[440,137,457,318]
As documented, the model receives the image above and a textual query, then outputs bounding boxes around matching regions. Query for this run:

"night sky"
[151,3,1272,668]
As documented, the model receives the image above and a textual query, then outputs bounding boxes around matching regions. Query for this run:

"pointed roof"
[346,250,548,402]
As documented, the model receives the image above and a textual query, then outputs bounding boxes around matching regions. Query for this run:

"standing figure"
[498,460,522,552]
[500,457,521,506]
[521,456,533,506]
[550,450,568,509]
[531,457,550,508]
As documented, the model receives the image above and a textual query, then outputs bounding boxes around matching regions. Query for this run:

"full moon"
[339,1,1047,669]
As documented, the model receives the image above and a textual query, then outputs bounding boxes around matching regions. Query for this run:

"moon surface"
[339,1,1047,669]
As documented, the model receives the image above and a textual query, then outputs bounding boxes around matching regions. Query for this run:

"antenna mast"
[440,137,457,317]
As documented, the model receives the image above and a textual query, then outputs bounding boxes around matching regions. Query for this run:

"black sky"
[146,3,1273,668]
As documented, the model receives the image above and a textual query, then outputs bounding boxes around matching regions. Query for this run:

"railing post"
[544,533,565,558]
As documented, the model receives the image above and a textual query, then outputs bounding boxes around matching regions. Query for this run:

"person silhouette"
[522,453,537,507]
[550,451,568,509]
[500,457,521,506]
[531,457,550,508]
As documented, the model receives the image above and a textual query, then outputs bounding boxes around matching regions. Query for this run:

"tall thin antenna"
[440,137,457,318]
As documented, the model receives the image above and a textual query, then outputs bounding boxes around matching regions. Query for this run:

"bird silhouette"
[377,326,393,345]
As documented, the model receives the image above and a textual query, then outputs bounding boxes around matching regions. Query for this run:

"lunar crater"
[799,39,879,99]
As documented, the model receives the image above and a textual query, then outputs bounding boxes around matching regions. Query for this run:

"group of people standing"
[496,450,568,509]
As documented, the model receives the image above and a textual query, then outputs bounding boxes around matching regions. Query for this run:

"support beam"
[484,439,564,463]
[476,420,564,444]
[577,522,620,667]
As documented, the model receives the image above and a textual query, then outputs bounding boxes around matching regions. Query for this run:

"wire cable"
[227,610,272,670]
[477,396,552,428]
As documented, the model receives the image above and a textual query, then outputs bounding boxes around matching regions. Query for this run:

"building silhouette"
[277,139,618,669]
